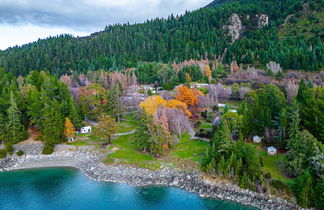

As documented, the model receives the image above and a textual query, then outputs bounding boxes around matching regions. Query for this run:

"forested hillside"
[0,0,323,76]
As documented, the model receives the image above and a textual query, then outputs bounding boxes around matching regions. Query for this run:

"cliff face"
[223,14,243,43]
[223,13,269,43]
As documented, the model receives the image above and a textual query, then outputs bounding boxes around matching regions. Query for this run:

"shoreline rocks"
[0,149,300,210]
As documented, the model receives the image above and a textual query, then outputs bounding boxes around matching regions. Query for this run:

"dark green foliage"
[5,144,14,154]
[0,149,6,158]
[6,92,27,144]
[241,84,286,145]
[134,113,169,155]
[297,81,324,142]
[40,100,64,145]
[106,80,124,122]
[42,143,55,155]
[270,179,290,192]
[293,170,315,208]
[16,149,24,156]
[0,0,321,76]
[203,121,262,190]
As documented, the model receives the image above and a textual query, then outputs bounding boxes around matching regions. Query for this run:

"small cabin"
[267,146,277,156]
[253,136,262,143]
[218,104,226,108]
[67,137,74,142]
[80,126,92,134]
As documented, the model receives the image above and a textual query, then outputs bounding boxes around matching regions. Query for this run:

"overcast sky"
[0,0,211,50]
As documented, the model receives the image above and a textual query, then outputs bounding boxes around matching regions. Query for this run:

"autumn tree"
[95,114,117,144]
[139,95,166,115]
[176,86,199,107]
[79,84,107,119]
[64,118,75,141]
[134,113,169,155]
[165,99,191,117]
[204,65,212,80]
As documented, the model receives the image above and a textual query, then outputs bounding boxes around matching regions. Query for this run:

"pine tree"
[0,112,7,144]
[293,170,314,208]
[6,92,26,144]
[106,81,124,122]
[68,97,83,129]
[41,100,64,145]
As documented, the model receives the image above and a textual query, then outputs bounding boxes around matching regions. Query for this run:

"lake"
[0,168,255,210]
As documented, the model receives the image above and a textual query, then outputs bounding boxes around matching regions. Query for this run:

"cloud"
[0,0,211,49]
[0,0,211,30]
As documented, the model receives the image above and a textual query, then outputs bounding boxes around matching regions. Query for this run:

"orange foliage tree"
[175,86,199,107]
[204,65,212,79]
[64,118,75,140]
[191,88,204,97]
[165,99,191,117]
[139,96,166,115]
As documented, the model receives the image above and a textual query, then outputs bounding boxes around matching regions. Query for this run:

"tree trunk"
[108,136,111,144]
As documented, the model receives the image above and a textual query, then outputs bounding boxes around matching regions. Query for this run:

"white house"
[80,126,92,134]
[253,136,262,143]
[67,137,74,142]
[230,109,238,113]
[267,146,277,156]
[218,104,226,108]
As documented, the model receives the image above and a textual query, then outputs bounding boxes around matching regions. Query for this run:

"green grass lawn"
[221,100,242,107]
[108,133,155,162]
[200,122,212,129]
[169,133,208,162]
[255,145,294,185]
[116,114,138,133]
[67,141,89,146]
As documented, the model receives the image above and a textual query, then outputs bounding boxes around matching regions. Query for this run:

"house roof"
[81,126,91,129]
[253,136,261,140]
[267,146,277,151]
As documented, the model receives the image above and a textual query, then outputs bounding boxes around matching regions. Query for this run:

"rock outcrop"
[256,14,269,28]
[223,13,243,43]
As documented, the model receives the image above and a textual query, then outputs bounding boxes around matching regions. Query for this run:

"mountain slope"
[0,0,323,76]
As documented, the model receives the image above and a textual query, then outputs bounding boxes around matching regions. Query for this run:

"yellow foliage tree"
[204,65,212,79]
[185,73,191,83]
[139,96,166,115]
[64,118,75,140]
[165,99,192,117]
[176,86,199,107]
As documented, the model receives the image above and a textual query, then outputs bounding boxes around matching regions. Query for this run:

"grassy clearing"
[105,132,208,171]
[169,133,208,162]
[108,133,155,162]
[254,145,293,185]
[116,114,138,133]
[200,122,212,129]
[67,141,89,146]
[221,100,242,107]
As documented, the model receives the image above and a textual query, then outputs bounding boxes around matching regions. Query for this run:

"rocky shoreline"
[0,145,300,210]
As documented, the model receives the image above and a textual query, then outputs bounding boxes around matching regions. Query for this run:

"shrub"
[5,144,14,155]
[42,144,54,154]
[271,179,289,192]
[16,150,24,156]
[0,149,6,158]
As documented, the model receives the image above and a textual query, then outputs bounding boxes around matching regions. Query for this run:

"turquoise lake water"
[0,168,255,210]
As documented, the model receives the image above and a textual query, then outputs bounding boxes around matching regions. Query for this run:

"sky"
[0,0,211,50]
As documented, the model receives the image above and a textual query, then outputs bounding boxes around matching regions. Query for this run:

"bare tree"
[285,79,299,103]
[239,86,250,100]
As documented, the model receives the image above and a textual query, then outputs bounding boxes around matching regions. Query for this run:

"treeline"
[202,82,324,208]
[1,0,323,76]
[0,70,83,155]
